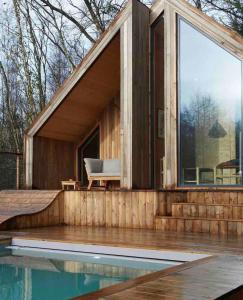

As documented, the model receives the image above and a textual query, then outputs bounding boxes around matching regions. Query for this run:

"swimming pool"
[0,245,180,300]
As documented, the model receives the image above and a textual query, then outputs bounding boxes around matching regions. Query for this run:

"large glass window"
[178,18,242,186]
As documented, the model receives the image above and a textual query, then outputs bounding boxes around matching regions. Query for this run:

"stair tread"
[172,202,243,207]
[156,216,243,222]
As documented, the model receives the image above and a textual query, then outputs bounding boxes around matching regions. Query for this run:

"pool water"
[0,245,179,300]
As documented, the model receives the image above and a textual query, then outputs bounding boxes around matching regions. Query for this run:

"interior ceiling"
[37,33,120,143]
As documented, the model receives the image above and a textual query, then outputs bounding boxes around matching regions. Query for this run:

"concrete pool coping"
[11,237,210,262]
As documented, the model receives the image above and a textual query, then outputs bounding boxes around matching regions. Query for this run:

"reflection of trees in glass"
[182,94,218,132]
[180,93,218,168]
[181,92,240,174]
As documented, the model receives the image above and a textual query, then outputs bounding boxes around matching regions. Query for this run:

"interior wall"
[99,96,120,160]
[33,136,75,189]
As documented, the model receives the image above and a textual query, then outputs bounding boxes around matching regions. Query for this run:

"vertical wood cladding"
[100,98,120,160]
[63,190,159,229]
[131,1,150,189]
[120,0,150,189]
[33,136,75,189]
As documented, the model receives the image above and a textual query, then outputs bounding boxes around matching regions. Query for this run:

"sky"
[179,19,242,120]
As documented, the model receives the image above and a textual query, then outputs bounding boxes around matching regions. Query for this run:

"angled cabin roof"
[37,33,120,142]
[26,0,243,140]
[26,0,132,140]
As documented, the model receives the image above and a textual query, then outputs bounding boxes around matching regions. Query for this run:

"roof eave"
[26,0,133,137]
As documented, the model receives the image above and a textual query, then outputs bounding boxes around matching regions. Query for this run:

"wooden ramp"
[0,190,63,230]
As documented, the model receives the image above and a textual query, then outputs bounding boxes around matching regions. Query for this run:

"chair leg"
[88,180,93,190]
[104,180,109,190]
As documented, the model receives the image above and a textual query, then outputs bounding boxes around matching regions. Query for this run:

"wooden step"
[187,191,243,205]
[155,216,243,235]
[172,203,243,220]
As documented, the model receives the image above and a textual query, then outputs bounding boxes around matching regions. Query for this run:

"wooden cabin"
[24,0,243,192]
[2,0,242,236]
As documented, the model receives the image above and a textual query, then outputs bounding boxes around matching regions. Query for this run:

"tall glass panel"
[178,18,242,186]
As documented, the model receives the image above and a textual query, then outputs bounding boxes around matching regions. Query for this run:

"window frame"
[176,15,243,187]
[151,14,165,189]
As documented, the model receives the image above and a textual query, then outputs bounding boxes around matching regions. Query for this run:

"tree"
[0,0,241,154]
[189,0,243,35]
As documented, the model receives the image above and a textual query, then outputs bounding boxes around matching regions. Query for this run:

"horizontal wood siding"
[64,191,158,229]
[33,136,75,189]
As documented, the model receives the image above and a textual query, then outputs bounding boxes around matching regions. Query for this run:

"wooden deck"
[4,226,243,299]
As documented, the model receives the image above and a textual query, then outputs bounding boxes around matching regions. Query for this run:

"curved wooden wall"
[0,190,64,230]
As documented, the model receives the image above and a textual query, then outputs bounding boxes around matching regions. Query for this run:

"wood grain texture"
[156,216,243,235]
[37,34,120,143]
[100,97,120,160]
[131,0,150,189]
[157,191,243,236]
[120,16,133,189]
[163,2,177,189]
[26,0,133,138]
[172,203,243,220]
[0,190,63,230]
[120,0,150,189]
[33,136,75,189]
[63,190,158,229]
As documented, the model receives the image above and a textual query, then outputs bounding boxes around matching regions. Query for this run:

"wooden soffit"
[26,0,134,142]
[36,33,120,143]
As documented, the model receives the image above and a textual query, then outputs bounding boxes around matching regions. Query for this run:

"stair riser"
[187,192,243,205]
[156,218,243,235]
[172,204,243,220]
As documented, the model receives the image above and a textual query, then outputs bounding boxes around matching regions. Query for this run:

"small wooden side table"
[61,180,80,191]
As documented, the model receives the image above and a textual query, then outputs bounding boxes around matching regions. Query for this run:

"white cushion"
[84,158,103,174]
[103,159,120,173]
